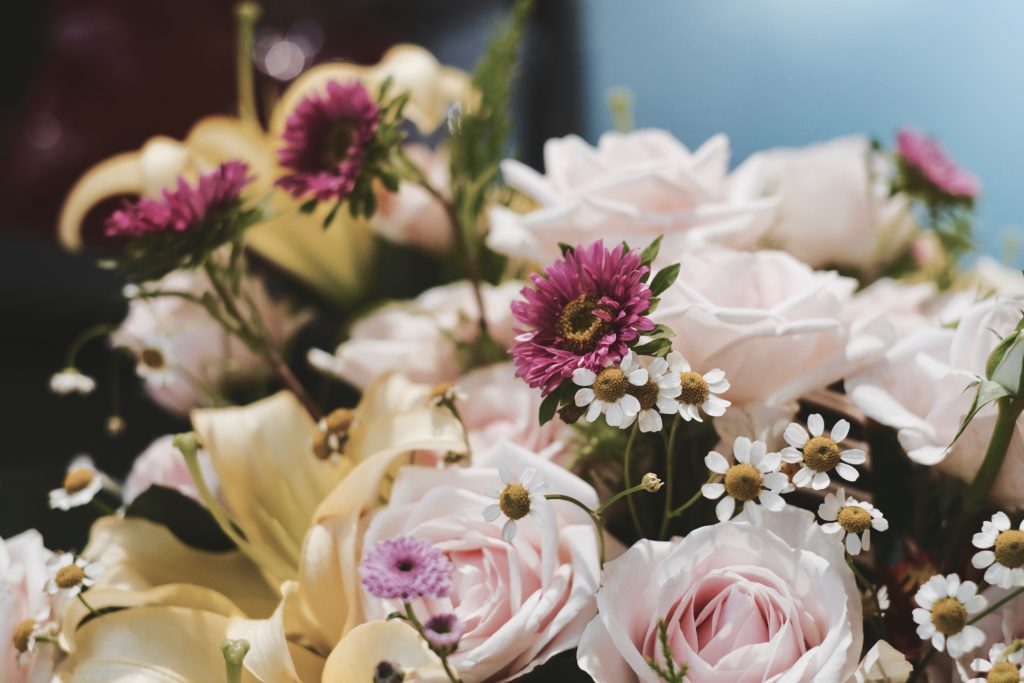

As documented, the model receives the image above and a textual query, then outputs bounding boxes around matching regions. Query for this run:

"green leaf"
[950,379,1012,449]
[299,199,318,214]
[647,323,675,339]
[126,485,234,552]
[323,200,342,228]
[632,338,673,357]
[640,235,663,265]
[538,390,562,426]
[648,263,681,297]
[558,242,575,257]
[646,297,660,314]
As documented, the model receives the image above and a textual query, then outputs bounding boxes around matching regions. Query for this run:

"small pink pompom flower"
[897,127,980,199]
[359,536,453,601]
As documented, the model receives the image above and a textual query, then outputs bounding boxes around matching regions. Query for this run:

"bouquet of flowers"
[9,2,1024,682]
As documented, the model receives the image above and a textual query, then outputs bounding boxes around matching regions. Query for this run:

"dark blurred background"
[0,0,581,541]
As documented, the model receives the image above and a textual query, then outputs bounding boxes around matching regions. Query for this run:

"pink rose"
[730,136,917,271]
[848,297,1024,508]
[578,508,863,682]
[456,362,571,462]
[487,130,774,265]
[308,280,522,390]
[122,434,220,505]
[371,144,452,253]
[111,269,306,415]
[842,278,970,340]
[1,530,58,683]
[359,441,607,682]
[897,127,980,198]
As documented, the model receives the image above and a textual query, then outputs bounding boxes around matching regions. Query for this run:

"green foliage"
[126,485,234,552]
[648,264,681,297]
[646,618,688,682]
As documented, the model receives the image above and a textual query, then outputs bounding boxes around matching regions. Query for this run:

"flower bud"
[641,473,663,493]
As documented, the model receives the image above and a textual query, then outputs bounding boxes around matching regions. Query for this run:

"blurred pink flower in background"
[371,144,452,253]
[122,434,220,505]
[1,530,58,683]
[897,127,981,198]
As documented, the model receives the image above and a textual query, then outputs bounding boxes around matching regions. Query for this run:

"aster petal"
[835,462,860,482]
[811,471,831,489]
[973,531,997,549]
[575,388,595,407]
[572,368,596,387]
[872,517,889,532]
[702,483,725,500]
[784,423,809,448]
[965,595,987,614]
[808,414,824,437]
[519,467,536,489]
[705,451,729,474]
[639,410,662,433]
[986,564,1008,588]
[946,574,961,597]
[831,419,851,443]
[762,451,782,472]
[715,496,736,522]
[686,404,703,422]
[912,607,933,624]
[862,530,871,552]
[666,351,688,372]
[620,411,637,429]
[748,440,767,466]
[932,632,946,652]
[482,504,501,522]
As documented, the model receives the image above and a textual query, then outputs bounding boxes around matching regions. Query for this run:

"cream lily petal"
[228,585,324,683]
[320,620,449,683]
[192,391,352,583]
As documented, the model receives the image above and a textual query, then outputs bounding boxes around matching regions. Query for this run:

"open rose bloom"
[31,11,1024,683]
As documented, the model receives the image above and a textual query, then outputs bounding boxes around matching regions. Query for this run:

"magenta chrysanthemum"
[105,161,252,238]
[359,536,453,600]
[277,79,380,202]
[423,613,464,652]
[510,240,654,395]
[897,127,980,198]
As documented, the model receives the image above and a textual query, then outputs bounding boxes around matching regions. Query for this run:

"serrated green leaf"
[648,263,681,297]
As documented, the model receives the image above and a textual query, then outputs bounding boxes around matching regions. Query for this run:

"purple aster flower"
[277,80,380,202]
[423,613,464,654]
[897,127,980,198]
[360,536,453,600]
[105,161,252,238]
[510,240,655,395]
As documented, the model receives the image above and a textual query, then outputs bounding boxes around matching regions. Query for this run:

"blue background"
[578,0,1024,263]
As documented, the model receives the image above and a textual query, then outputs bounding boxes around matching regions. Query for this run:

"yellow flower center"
[12,619,35,653]
[629,380,660,411]
[556,294,609,353]
[63,468,95,494]
[802,436,841,472]
[322,119,357,167]
[724,463,762,502]
[931,596,967,636]
[55,564,85,589]
[996,530,1024,569]
[780,461,801,480]
[593,368,630,403]
[988,662,1020,683]
[140,347,167,370]
[499,483,531,521]
[678,371,709,406]
[837,506,872,534]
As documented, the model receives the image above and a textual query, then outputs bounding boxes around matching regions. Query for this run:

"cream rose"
[487,130,775,265]
[577,507,863,682]
[730,135,917,271]
[358,440,606,682]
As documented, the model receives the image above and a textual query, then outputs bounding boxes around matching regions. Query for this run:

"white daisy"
[48,455,105,511]
[818,488,889,555]
[781,414,866,489]
[49,368,96,395]
[573,351,647,429]
[11,609,56,663]
[972,511,1024,589]
[876,585,890,614]
[912,573,987,658]
[132,336,176,386]
[701,436,788,524]
[968,642,1024,683]
[619,354,682,433]
[665,351,730,422]
[45,553,103,600]
[482,465,549,542]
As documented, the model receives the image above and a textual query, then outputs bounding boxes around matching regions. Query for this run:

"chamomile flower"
[818,488,888,555]
[665,351,730,422]
[572,351,646,429]
[48,455,105,511]
[45,553,103,600]
[701,436,787,524]
[133,337,176,386]
[781,414,866,490]
[49,367,96,395]
[972,512,1024,589]
[621,354,682,433]
[912,573,986,658]
[11,609,56,664]
[482,465,549,542]
[876,585,890,613]
[968,642,1024,683]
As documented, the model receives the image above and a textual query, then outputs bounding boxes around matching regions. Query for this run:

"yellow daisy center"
[63,468,95,494]
[837,506,872,534]
[803,436,841,472]
[678,371,709,406]
[629,380,660,410]
[499,483,531,521]
[55,564,85,589]
[988,662,1020,683]
[139,347,167,370]
[995,529,1024,569]
[931,596,967,636]
[556,294,609,353]
[593,367,629,403]
[12,619,36,653]
[724,463,762,502]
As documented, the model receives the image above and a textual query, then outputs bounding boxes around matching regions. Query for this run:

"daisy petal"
[716,496,736,522]
[702,482,725,500]
[831,419,850,443]
[705,451,729,474]
[784,423,809,448]
[808,414,824,437]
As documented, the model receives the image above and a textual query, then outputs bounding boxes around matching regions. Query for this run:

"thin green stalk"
[670,474,718,518]
[234,2,261,125]
[403,602,462,683]
[658,415,681,539]
[969,585,1024,625]
[64,323,118,368]
[623,423,644,538]
[546,493,607,567]
[77,593,99,616]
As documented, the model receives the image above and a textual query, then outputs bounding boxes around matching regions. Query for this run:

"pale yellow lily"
[320,620,450,682]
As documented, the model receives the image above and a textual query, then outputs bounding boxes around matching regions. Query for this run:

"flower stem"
[545,493,608,567]
[234,2,261,125]
[969,585,1024,624]
[64,323,118,368]
[403,602,462,683]
[623,423,645,538]
[669,474,718,518]
[221,639,251,683]
[658,415,681,539]
[77,592,99,616]
[594,484,650,517]
[90,497,117,516]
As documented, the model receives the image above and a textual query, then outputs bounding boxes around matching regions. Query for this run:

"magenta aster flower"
[105,161,252,238]
[423,613,464,653]
[510,240,654,395]
[277,80,380,202]
[897,127,980,198]
[360,536,453,600]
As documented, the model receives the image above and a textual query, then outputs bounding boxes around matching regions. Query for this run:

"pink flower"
[359,441,608,681]
[510,240,654,395]
[105,161,252,238]
[276,80,380,201]
[488,131,774,264]
[578,507,862,682]
[122,434,220,505]
[897,127,980,198]
[359,536,453,601]
[1,530,59,683]
[372,144,452,253]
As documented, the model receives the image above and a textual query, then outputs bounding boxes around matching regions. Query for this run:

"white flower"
[781,414,866,489]
[49,368,96,395]
[48,455,105,511]
[482,464,549,541]
[968,642,1024,683]
[876,585,890,613]
[912,573,986,658]
[44,553,103,599]
[131,336,176,387]
[972,511,1024,589]
[10,609,57,666]
[818,488,889,556]
[701,436,788,524]
[572,351,646,429]
[623,354,683,433]
[665,350,730,422]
